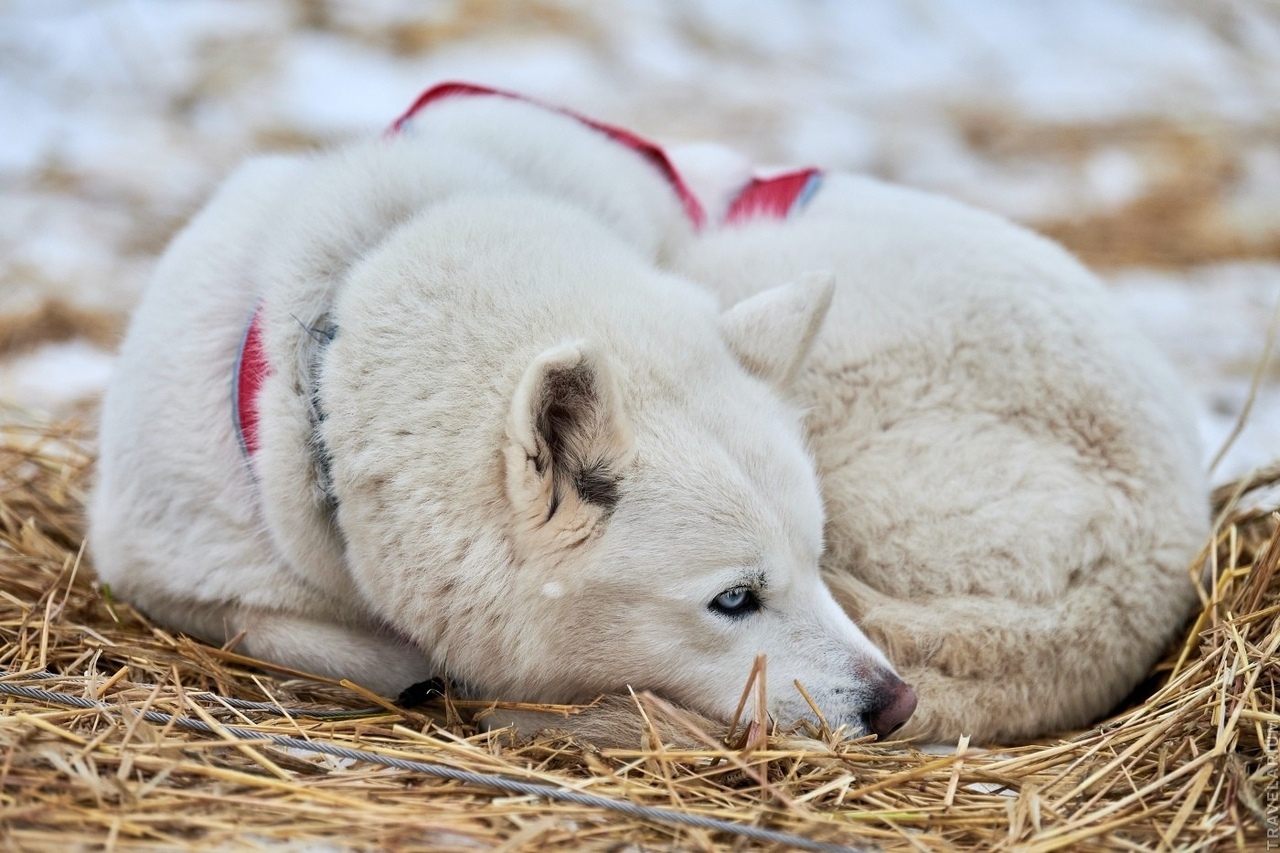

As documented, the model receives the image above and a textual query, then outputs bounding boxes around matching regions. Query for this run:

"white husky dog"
[91,84,1207,743]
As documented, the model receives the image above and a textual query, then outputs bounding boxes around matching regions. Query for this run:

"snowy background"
[3,0,1280,483]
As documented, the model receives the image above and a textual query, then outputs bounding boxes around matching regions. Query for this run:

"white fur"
[672,171,1207,738]
[91,93,1207,741]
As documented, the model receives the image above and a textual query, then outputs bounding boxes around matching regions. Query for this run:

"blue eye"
[709,587,761,617]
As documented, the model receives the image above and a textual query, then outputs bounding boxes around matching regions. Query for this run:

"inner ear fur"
[719,270,835,388]
[505,341,633,536]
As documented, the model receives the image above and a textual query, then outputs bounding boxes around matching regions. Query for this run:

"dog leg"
[228,607,436,697]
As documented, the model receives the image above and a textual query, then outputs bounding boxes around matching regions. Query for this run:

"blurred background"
[2,0,1279,483]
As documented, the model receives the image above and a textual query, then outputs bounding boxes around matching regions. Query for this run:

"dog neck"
[232,309,338,510]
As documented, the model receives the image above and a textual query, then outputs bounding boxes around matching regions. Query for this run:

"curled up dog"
[90,84,1208,745]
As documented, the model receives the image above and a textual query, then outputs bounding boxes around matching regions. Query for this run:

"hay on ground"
[0,412,1275,851]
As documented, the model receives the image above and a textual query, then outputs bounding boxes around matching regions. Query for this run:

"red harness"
[392,82,710,230]
[234,82,822,460]
[232,308,270,457]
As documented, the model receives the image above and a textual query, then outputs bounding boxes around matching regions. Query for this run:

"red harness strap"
[234,84,823,461]
[724,168,823,225]
[391,81,708,230]
[232,306,270,458]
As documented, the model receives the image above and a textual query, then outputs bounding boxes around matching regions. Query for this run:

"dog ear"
[505,341,633,546]
[719,270,834,387]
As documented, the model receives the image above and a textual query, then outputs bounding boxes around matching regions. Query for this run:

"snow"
[1083,149,1147,212]
[1111,263,1280,483]
[0,340,116,416]
[272,33,429,135]
[3,0,1280,482]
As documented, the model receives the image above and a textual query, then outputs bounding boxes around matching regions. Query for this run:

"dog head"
[320,197,914,738]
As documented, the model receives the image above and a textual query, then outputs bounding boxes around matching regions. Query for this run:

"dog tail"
[825,548,1202,743]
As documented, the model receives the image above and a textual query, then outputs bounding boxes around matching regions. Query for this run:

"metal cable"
[0,680,865,853]
[4,669,382,718]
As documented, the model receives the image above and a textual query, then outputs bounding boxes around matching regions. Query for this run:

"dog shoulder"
[402,95,699,257]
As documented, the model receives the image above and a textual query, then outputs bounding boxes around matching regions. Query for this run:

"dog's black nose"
[864,674,917,739]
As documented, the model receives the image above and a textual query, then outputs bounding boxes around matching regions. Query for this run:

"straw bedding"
[0,411,1275,851]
